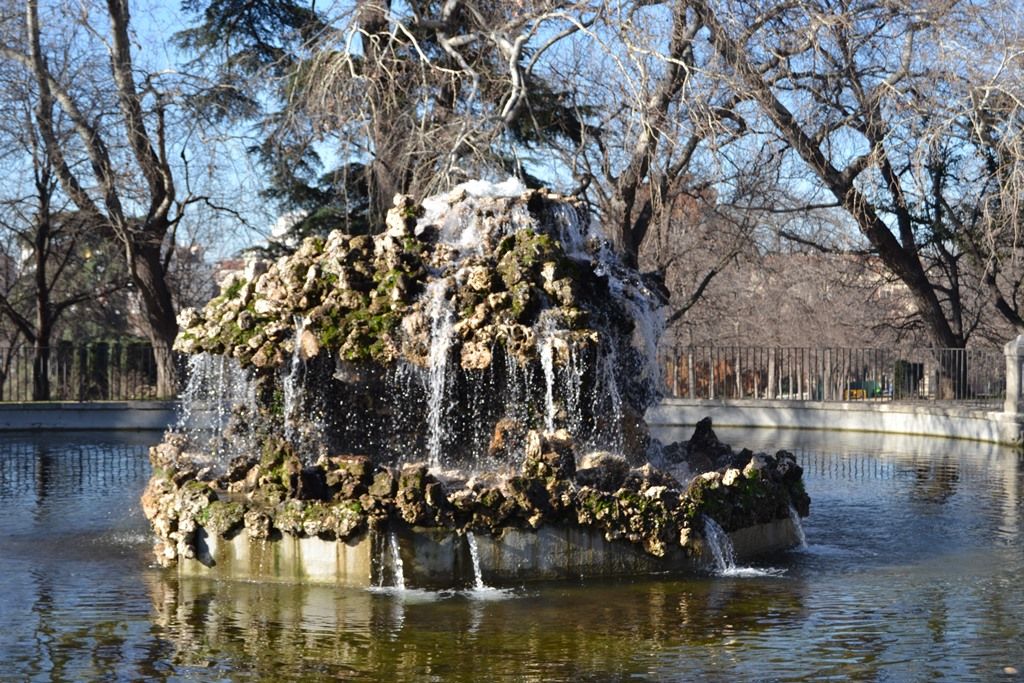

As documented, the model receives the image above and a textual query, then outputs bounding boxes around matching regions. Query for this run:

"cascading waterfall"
[422,177,533,253]
[424,279,456,470]
[174,179,669,472]
[595,344,625,452]
[176,353,254,462]
[537,319,587,439]
[466,531,486,591]
[551,201,588,257]
[788,504,808,549]
[553,188,664,406]
[702,516,737,574]
[563,345,585,437]
[568,199,664,397]
[176,181,671,466]
[417,179,664,463]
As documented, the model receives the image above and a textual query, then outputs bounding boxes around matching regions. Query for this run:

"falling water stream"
[789,503,808,549]
[283,316,307,444]
[176,353,255,464]
[388,532,406,590]
[424,280,455,470]
[466,532,486,591]
[701,516,737,574]
[538,323,557,433]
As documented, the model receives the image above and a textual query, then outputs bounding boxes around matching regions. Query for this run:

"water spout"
[374,532,408,590]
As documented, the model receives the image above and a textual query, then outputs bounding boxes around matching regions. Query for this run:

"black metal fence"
[660,345,1007,408]
[0,341,1011,406]
[0,342,165,401]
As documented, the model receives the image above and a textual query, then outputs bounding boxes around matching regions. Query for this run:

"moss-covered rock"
[199,500,245,536]
[143,420,809,567]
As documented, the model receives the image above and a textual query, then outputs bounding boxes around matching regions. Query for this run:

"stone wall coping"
[0,400,177,410]
[656,397,1006,419]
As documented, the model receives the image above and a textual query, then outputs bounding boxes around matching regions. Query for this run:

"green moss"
[265,388,284,417]
[478,489,503,509]
[495,234,516,257]
[579,490,615,520]
[223,277,246,300]
[275,502,307,534]
[400,204,423,219]
[509,283,533,320]
[340,499,363,514]
[260,437,291,470]
[198,500,246,536]
[369,311,399,334]
[182,480,212,494]
[301,501,327,522]
[519,233,558,266]
[219,319,260,350]
[374,268,404,290]
[402,236,424,255]
[317,321,345,349]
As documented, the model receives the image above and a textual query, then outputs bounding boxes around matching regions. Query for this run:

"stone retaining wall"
[646,398,1024,446]
[181,519,799,587]
[0,401,176,431]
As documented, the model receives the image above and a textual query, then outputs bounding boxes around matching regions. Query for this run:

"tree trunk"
[149,336,178,399]
[131,240,178,397]
[31,320,51,401]
[31,343,49,401]
[32,205,51,401]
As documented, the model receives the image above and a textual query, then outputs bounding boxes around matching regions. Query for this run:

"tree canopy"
[0,0,1021,363]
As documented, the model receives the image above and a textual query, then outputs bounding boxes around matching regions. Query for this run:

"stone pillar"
[1006,335,1024,415]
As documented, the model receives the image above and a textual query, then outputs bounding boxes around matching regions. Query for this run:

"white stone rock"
[644,485,667,500]
[722,468,741,487]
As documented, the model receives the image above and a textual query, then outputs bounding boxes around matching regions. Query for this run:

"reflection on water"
[1,429,1023,681]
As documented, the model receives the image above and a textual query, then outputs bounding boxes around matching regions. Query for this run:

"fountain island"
[142,180,809,587]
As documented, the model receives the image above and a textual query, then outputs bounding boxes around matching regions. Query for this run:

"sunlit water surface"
[1,428,1023,681]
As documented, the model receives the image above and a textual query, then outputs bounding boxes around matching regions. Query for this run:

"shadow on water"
[2,430,1024,681]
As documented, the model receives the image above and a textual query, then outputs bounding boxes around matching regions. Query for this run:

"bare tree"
[0,37,129,399]
[0,0,213,394]
[685,0,1024,347]
[947,63,1024,339]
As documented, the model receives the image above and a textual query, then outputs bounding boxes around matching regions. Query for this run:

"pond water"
[1,428,1023,681]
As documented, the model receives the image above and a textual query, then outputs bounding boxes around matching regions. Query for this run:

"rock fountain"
[142,179,809,587]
